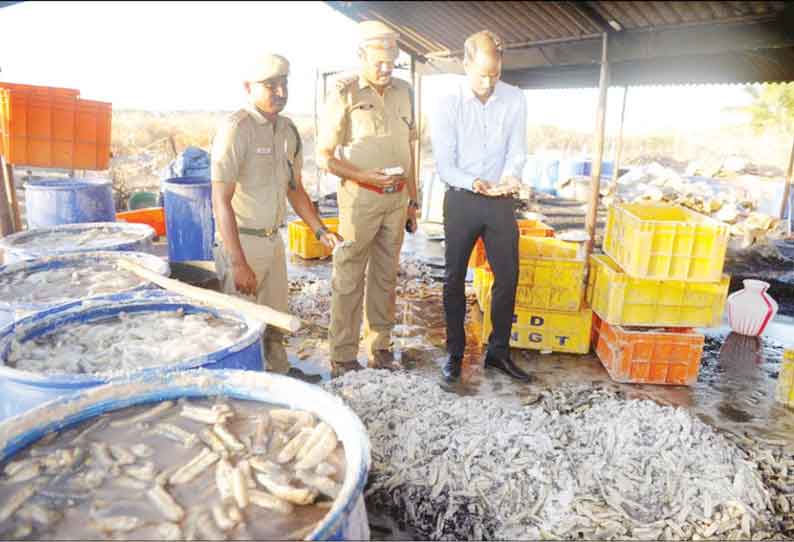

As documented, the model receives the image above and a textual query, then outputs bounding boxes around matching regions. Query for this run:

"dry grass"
[109,110,791,207]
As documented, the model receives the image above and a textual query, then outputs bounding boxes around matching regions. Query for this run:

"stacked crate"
[0,82,112,170]
[589,204,730,386]
[475,220,594,354]
[288,217,340,259]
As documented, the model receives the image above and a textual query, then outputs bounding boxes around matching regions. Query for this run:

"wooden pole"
[612,86,628,184]
[0,155,13,237]
[117,258,302,333]
[585,33,610,258]
[779,136,794,220]
[1,156,21,232]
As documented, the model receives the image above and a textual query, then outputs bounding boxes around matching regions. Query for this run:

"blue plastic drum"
[0,289,265,420]
[24,178,116,229]
[0,222,156,264]
[0,370,371,540]
[163,176,214,262]
[0,251,170,326]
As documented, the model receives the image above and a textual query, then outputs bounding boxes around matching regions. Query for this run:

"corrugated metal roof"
[327,1,794,86]
[327,1,786,58]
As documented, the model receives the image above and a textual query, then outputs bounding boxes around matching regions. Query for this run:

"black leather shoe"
[286,367,323,384]
[331,360,364,378]
[442,355,463,382]
[484,352,531,382]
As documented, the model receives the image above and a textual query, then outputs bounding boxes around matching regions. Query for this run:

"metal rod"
[585,33,610,259]
[313,68,320,201]
[780,136,794,220]
[612,86,629,183]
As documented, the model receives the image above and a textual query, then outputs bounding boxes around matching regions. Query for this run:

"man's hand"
[320,231,344,250]
[406,206,418,233]
[232,261,258,296]
[473,179,499,197]
[363,170,405,190]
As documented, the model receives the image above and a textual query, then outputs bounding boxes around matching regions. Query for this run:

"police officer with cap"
[317,21,419,375]
[212,53,341,379]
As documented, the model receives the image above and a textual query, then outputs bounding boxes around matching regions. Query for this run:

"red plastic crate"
[592,314,704,386]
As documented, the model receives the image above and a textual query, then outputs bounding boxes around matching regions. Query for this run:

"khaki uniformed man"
[212,53,341,378]
[317,21,419,374]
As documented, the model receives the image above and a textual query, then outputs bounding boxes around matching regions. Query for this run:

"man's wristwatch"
[314,226,329,240]
[408,199,420,210]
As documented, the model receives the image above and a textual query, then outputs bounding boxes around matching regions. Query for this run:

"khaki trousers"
[214,234,290,374]
[329,181,407,363]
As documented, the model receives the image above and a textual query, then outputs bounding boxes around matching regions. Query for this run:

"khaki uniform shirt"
[211,104,302,231]
[318,75,415,177]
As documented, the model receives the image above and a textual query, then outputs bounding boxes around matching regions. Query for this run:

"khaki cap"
[358,21,399,61]
[243,53,290,83]
[358,20,399,46]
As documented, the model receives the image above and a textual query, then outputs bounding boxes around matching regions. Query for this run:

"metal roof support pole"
[779,136,794,226]
[586,32,610,259]
[411,56,423,193]
[612,86,629,184]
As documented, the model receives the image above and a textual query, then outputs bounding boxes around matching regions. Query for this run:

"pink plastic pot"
[726,279,778,337]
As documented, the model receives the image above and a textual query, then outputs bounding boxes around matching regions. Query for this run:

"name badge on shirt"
[256,147,273,155]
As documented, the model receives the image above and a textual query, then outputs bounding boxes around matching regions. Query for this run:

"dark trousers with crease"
[443,188,518,361]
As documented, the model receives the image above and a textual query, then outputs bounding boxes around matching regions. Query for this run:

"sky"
[0,1,754,135]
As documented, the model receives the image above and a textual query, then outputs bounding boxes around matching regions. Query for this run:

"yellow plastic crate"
[776,349,794,408]
[288,218,339,259]
[479,254,586,312]
[468,219,555,268]
[587,253,729,328]
[473,266,487,307]
[481,303,592,354]
[519,236,581,260]
[603,204,729,282]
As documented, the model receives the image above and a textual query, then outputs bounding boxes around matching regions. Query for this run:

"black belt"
[448,186,515,199]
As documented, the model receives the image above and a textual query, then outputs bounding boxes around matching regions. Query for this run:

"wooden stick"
[0,155,13,237]
[779,136,794,220]
[117,258,301,333]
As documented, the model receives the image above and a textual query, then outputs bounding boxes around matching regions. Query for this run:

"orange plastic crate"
[0,84,111,170]
[0,83,80,164]
[117,207,166,237]
[592,315,704,386]
[74,99,112,170]
[468,219,554,268]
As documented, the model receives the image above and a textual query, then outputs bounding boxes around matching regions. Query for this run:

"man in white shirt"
[429,30,530,383]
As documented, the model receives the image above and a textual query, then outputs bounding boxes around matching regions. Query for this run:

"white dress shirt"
[429,78,527,192]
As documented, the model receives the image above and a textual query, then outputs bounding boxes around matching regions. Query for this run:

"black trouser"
[443,188,518,361]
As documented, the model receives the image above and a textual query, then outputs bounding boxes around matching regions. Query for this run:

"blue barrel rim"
[0,289,265,386]
[24,178,112,190]
[163,176,212,188]
[0,251,170,316]
[0,369,371,542]
[0,222,156,259]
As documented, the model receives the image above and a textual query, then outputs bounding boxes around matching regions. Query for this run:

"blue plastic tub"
[0,251,170,326]
[0,370,371,540]
[0,222,155,264]
[0,289,265,420]
[163,176,214,262]
[24,178,116,229]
